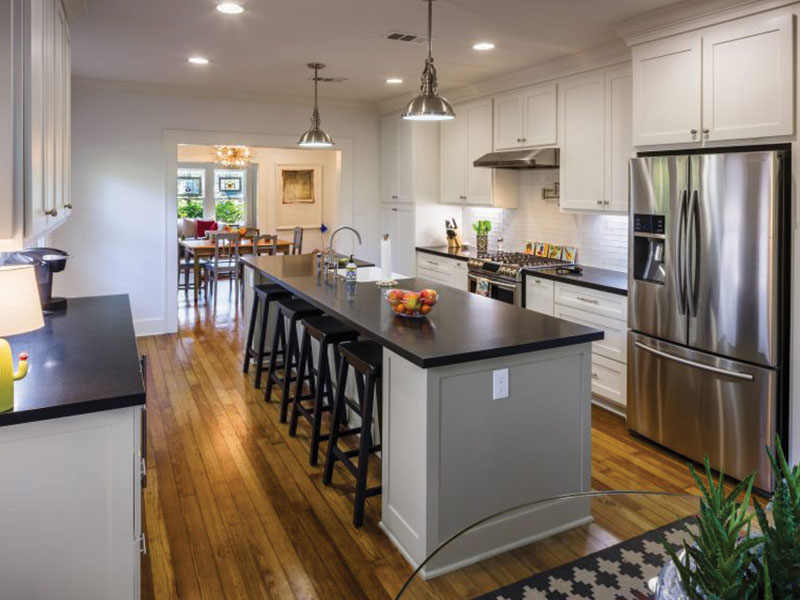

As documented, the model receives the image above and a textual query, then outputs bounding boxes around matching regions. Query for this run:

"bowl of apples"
[385,288,439,318]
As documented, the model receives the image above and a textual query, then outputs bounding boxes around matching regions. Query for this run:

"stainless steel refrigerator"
[627,149,790,492]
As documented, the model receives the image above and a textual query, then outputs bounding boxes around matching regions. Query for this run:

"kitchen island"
[242,254,603,578]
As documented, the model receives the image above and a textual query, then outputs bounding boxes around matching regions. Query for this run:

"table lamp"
[0,265,44,412]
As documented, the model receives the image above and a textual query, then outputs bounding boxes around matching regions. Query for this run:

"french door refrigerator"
[627,149,790,492]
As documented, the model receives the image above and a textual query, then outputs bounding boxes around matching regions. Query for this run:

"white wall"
[462,170,628,271]
[53,81,380,335]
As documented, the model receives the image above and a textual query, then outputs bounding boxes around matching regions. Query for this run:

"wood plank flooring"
[139,284,714,599]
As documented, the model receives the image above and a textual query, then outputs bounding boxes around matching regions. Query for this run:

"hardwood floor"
[139,283,710,599]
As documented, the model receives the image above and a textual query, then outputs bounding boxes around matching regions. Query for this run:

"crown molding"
[61,0,88,22]
[71,77,381,113]
[615,0,799,46]
[377,40,631,116]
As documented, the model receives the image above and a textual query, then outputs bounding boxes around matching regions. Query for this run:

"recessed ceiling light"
[188,56,209,65]
[385,78,404,84]
[216,2,244,14]
[473,42,496,51]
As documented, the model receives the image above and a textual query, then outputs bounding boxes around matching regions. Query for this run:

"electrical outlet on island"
[493,368,509,400]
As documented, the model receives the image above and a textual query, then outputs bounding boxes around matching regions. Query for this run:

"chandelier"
[215,145,252,169]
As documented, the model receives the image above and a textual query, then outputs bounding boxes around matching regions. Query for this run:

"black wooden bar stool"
[288,315,360,465]
[243,283,291,388]
[265,297,322,422]
[322,340,383,527]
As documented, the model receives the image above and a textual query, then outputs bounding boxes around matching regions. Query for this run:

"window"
[177,168,205,218]
[214,169,246,225]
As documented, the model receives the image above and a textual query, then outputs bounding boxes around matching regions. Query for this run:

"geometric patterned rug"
[472,517,695,600]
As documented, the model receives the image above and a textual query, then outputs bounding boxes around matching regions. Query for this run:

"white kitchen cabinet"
[524,275,554,316]
[382,203,415,276]
[591,354,627,408]
[415,252,469,290]
[440,98,518,208]
[493,83,558,150]
[553,303,628,364]
[702,13,793,141]
[559,71,605,211]
[559,66,631,213]
[632,11,794,146]
[380,114,438,204]
[632,32,702,146]
[0,406,144,600]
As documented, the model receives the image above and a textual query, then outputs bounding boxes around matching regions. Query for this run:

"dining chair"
[292,227,303,255]
[239,234,279,297]
[203,232,240,305]
[178,242,206,296]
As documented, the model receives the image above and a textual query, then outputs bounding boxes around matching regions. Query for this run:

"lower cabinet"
[416,252,469,290]
[0,405,144,599]
[524,275,628,411]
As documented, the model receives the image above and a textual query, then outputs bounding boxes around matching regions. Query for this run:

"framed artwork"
[561,246,577,262]
[177,176,202,197]
[548,244,562,259]
[533,242,549,258]
[218,176,242,192]
[276,164,323,229]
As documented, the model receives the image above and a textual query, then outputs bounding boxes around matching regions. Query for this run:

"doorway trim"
[164,129,354,334]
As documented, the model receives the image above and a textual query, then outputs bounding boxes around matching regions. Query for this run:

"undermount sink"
[331,266,409,282]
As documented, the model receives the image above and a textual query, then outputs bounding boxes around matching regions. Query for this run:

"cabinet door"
[605,67,632,213]
[440,116,466,204]
[396,119,414,203]
[451,259,468,290]
[493,90,523,150]
[632,33,701,146]
[591,354,627,407]
[559,72,605,211]
[26,0,49,238]
[394,205,415,277]
[381,115,399,202]
[465,99,493,205]
[53,1,64,220]
[524,276,554,316]
[523,82,557,147]
[702,13,793,141]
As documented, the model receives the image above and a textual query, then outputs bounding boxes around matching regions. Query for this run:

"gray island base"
[241,254,600,578]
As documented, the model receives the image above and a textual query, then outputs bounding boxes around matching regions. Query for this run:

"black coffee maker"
[5,248,70,313]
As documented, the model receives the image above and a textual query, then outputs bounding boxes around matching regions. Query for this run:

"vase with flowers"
[472,220,492,254]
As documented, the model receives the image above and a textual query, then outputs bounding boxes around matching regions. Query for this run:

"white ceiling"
[72,0,685,103]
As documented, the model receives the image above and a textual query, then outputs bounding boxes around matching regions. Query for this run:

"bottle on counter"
[345,255,357,282]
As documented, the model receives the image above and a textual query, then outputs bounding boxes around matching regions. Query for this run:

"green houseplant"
[472,219,492,254]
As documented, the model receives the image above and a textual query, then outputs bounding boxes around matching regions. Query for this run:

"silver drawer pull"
[576,296,599,304]
[634,341,754,382]
[591,372,599,379]
[137,533,147,555]
[534,278,541,283]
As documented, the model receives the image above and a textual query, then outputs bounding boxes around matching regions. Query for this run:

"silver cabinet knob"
[516,138,522,143]
[64,203,73,209]
[391,195,398,199]
[603,200,610,206]
[690,129,698,135]
[702,128,710,134]
[521,138,527,142]
[596,200,603,205]
[45,208,57,217]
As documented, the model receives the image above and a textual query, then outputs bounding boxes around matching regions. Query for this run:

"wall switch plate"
[493,368,509,400]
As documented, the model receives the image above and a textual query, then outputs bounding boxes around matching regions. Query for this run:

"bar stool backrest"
[253,234,279,256]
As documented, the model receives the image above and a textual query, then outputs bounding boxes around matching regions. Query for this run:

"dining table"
[181,237,293,302]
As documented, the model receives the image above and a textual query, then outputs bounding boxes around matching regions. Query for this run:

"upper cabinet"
[493,82,557,150]
[1,0,72,249]
[559,66,631,213]
[380,114,439,204]
[440,98,518,208]
[632,12,793,147]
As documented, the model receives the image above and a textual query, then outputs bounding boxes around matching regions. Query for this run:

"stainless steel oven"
[467,273,520,305]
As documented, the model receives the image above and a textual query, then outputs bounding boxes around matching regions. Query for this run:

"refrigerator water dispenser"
[632,214,666,284]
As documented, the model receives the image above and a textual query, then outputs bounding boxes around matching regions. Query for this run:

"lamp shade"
[0,266,44,337]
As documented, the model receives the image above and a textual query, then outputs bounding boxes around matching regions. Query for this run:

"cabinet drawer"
[418,265,453,287]
[591,354,627,407]
[553,304,627,363]
[524,276,554,316]
[554,282,627,321]
[417,254,454,275]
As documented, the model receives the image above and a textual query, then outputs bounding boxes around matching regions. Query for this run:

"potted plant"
[472,220,492,254]
[656,438,800,599]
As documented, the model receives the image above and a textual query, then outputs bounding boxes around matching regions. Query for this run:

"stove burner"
[468,250,575,282]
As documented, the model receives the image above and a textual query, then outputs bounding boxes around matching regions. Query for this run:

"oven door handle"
[467,273,518,292]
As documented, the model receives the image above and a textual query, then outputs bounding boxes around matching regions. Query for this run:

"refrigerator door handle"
[634,341,755,381]
[676,189,688,314]
[686,189,698,317]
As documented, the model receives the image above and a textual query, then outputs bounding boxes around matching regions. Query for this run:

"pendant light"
[402,0,455,121]
[298,63,334,147]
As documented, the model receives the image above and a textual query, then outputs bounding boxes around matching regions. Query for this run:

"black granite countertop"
[1,295,145,427]
[523,265,628,296]
[415,246,477,261]
[242,254,603,368]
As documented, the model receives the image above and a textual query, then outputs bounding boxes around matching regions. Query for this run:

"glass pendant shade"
[299,63,334,147]
[402,0,455,121]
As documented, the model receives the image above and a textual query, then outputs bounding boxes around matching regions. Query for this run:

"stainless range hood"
[473,147,559,169]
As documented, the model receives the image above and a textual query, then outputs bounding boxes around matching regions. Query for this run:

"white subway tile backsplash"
[463,170,628,272]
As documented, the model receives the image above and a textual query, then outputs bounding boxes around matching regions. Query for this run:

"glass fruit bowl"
[385,288,439,318]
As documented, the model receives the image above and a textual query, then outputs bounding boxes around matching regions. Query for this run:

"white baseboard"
[134,317,169,337]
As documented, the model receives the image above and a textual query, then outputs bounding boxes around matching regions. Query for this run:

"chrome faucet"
[324,226,362,278]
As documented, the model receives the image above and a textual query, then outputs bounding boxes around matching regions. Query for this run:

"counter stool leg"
[323,358,348,486]
[308,339,331,465]
[243,293,259,374]
[265,312,286,403]
[279,321,301,423]
[288,328,312,437]
[353,372,376,528]
[254,299,271,389]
